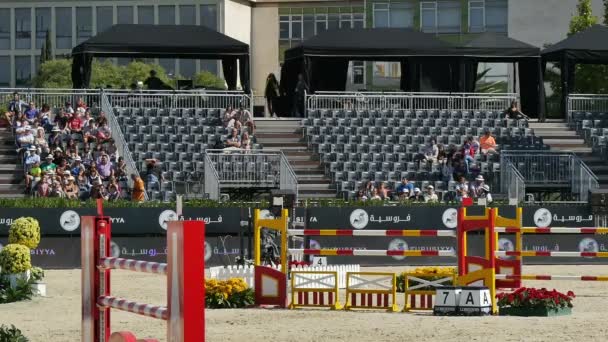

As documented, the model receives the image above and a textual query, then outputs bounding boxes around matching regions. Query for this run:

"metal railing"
[0,88,101,112]
[203,149,298,200]
[502,160,526,203]
[101,91,147,200]
[567,94,608,124]
[306,91,518,113]
[500,151,599,201]
[105,89,252,112]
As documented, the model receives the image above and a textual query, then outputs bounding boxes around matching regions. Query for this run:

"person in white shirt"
[469,175,486,198]
[424,185,439,203]
[478,184,493,203]
[238,107,255,135]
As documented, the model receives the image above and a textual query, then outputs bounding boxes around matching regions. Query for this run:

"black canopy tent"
[542,24,608,117]
[282,28,544,117]
[71,24,250,91]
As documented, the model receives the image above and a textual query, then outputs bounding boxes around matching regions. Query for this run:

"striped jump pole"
[495,227,608,234]
[496,274,608,281]
[289,249,457,257]
[82,213,205,342]
[287,229,457,237]
[496,251,608,258]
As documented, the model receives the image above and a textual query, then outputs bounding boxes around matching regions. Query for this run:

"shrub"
[9,217,41,249]
[30,267,44,282]
[0,245,32,275]
[497,287,575,310]
[0,325,29,342]
[0,276,35,304]
[205,278,254,308]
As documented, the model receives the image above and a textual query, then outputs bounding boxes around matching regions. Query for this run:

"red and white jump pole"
[81,212,205,342]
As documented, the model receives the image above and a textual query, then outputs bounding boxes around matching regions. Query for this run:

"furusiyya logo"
[60,210,80,232]
[497,238,515,260]
[158,210,178,230]
[442,208,458,229]
[205,241,212,261]
[533,208,552,227]
[579,238,599,253]
[110,241,121,258]
[299,239,321,250]
[388,239,408,261]
[350,209,369,229]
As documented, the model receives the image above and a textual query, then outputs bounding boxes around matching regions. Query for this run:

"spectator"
[55,158,69,178]
[461,137,476,175]
[76,97,88,110]
[88,168,102,188]
[37,175,51,197]
[265,73,280,117]
[144,159,163,190]
[49,181,65,198]
[504,100,527,120]
[64,101,74,115]
[478,184,493,203]
[65,138,78,156]
[424,185,439,203]
[455,176,469,202]
[34,127,49,152]
[410,188,424,202]
[469,175,486,199]
[415,139,439,165]
[131,174,146,202]
[293,73,308,118]
[355,189,368,201]
[83,120,98,144]
[24,101,39,123]
[480,130,498,155]
[90,179,107,200]
[114,157,127,180]
[395,178,414,199]
[25,161,41,192]
[378,182,390,200]
[16,125,34,148]
[96,154,113,181]
[96,122,111,143]
[238,107,255,135]
[441,160,455,183]
[369,188,381,200]
[51,147,64,165]
[241,132,252,150]
[64,176,79,199]
[48,127,62,149]
[68,110,84,136]
[5,92,27,123]
[71,156,85,176]
[363,180,375,198]
[54,111,69,131]
[106,139,118,161]
[222,106,237,127]
[40,154,57,174]
[437,144,447,163]
[224,128,241,150]
[96,111,108,127]
[107,184,121,201]
[39,104,52,131]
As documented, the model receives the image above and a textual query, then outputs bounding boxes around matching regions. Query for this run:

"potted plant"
[29,267,46,297]
[0,244,32,288]
[8,217,41,249]
[497,287,575,316]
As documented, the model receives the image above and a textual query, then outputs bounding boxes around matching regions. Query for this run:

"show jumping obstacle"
[81,214,205,342]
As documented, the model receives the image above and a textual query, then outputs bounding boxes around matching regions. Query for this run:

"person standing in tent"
[264,73,280,117]
[292,73,308,118]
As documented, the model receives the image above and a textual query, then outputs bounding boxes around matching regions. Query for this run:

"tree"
[44,30,53,62]
[569,0,597,35]
[32,59,72,88]
[604,0,608,25]
[193,71,226,90]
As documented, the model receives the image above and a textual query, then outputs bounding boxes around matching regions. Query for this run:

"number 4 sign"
[312,257,327,266]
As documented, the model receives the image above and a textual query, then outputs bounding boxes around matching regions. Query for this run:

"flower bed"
[205,278,254,309]
[497,287,575,317]
[397,267,456,292]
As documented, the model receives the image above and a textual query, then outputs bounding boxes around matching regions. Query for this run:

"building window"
[117,6,134,24]
[373,3,389,28]
[15,56,31,87]
[340,14,352,29]
[469,1,485,33]
[138,6,154,25]
[159,58,176,75]
[200,5,217,30]
[351,61,364,85]
[315,14,327,34]
[486,0,507,33]
[353,13,364,28]
[438,1,461,33]
[303,14,314,39]
[328,13,339,30]
[180,59,196,78]
[179,5,196,25]
[159,6,176,25]
[0,56,9,87]
[0,9,10,50]
[15,8,31,50]
[391,2,414,28]
[420,2,437,33]
[76,7,93,44]
[35,8,51,49]
[291,15,302,39]
[97,6,114,34]
[55,8,72,49]
[200,60,218,75]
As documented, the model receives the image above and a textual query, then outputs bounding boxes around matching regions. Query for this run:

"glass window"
[315,14,327,34]
[340,14,352,29]
[117,6,133,24]
[15,56,31,87]
[391,2,414,28]
[373,3,389,28]
[303,14,315,39]
[138,6,154,25]
[35,8,51,49]
[0,56,9,87]
[353,13,364,29]
[96,6,113,34]
[180,59,196,78]
[486,0,507,32]
[159,6,176,25]
[55,7,72,49]
[438,1,461,33]
[15,8,32,50]
[420,2,436,33]
[279,16,289,40]
[200,5,217,30]
[76,7,93,44]
[180,5,196,25]
[291,15,302,39]
[0,9,10,50]
[351,61,364,85]
[159,58,176,75]
[469,1,484,33]
[328,14,339,31]
[200,60,217,75]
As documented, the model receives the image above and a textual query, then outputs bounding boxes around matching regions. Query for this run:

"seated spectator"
[77,169,88,189]
[89,178,107,200]
[144,159,163,190]
[409,188,424,202]
[363,180,375,198]
[24,101,39,123]
[504,100,528,120]
[76,97,88,110]
[131,174,146,202]
[478,184,493,203]
[51,147,64,165]
[5,92,27,123]
[378,182,390,200]
[355,189,368,201]
[114,157,127,180]
[238,107,255,135]
[24,146,40,169]
[469,175,486,199]
[49,181,65,198]
[415,139,439,165]
[34,127,49,152]
[222,106,237,127]
[395,178,414,200]
[424,185,439,203]
[39,103,52,131]
[25,161,41,191]
[369,188,381,200]
[93,144,105,160]
[55,159,69,178]
[71,156,85,176]
[480,130,498,155]
[241,132,252,150]
[83,120,98,144]
[82,144,94,166]
[64,176,79,199]
[54,111,69,131]
[461,137,476,175]
[16,125,34,148]
[96,111,108,127]
[107,184,121,201]
[67,110,84,136]
[224,128,241,150]
[40,154,57,174]
[48,127,63,149]
[96,154,114,181]
[437,144,447,164]
[455,176,469,202]
[106,139,118,161]
[88,167,102,187]
[37,175,51,197]
[96,122,111,143]
[64,101,75,115]
[65,138,78,156]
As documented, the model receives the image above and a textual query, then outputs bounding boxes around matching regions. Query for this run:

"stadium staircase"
[0,127,25,198]
[532,119,608,188]
[254,118,335,198]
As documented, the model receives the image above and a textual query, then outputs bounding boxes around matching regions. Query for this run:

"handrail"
[101,91,148,200]
[279,151,299,202]
[204,152,220,200]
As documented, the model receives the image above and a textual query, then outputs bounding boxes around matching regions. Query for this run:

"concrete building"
[0,0,605,93]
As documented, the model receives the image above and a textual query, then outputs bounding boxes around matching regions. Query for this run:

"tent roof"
[457,32,540,58]
[284,28,452,60]
[72,24,249,58]
[542,24,608,62]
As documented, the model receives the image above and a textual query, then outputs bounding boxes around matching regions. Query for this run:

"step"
[0,193,26,198]
[533,131,578,137]
[298,189,337,195]
[543,138,585,145]
[550,146,593,153]
[254,127,302,134]
[580,156,607,165]
[286,155,316,161]
[298,192,338,199]
[297,174,328,181]
[256,137,303,144]
[0,177,24,184]
[298,183,332,190]
[529,123,568,129]
[0,184,24,192]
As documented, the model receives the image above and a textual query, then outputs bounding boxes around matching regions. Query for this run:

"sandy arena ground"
[2,265,608,342]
